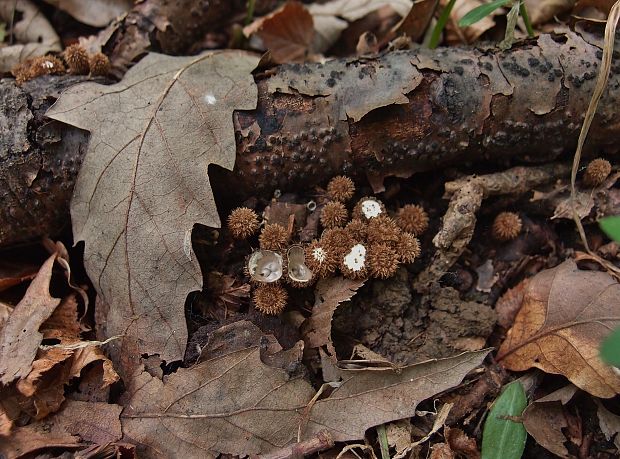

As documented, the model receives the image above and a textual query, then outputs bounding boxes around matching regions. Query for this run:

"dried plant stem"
[570,0,620,278]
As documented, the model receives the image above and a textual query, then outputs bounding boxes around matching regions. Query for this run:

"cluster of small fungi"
[227,176,429,315]
[12,44,110,84]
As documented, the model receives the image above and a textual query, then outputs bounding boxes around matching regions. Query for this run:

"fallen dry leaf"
[445,0,500,44]
[524,0,575,25]
[498,260,620,398]
[0,253,60,385]
[244,2,315,63]
[0,0,62,72]
[43,0,132,27]
[595,399,620,450]
[46,52,259,369]
[308,0,413,52]
[0,258,38,293]
[301,277,365,356]
[0,399,122,459]
[522,384,578,458]
[122,320,489,456]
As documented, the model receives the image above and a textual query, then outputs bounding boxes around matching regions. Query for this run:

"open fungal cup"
[287,245,313,286]
[247,250,284,283]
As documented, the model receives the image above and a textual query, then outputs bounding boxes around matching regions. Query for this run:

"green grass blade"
[601,326,620,367]
[429,0,456,49]
[459,0,512,27]
[600,215,620,242]
[377,424,390,459]
[481,381,527,459]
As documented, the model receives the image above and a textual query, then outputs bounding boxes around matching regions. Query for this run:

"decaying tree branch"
[1,31,619,247]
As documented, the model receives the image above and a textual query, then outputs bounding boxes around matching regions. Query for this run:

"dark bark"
[1,31,619,247]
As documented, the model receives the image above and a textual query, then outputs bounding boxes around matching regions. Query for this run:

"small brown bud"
[367,215,402,247]
[64,44,89,74]
[396,204,429,236]
[89,52,110,76]
[345,219,368,241]
[259,223,289,251]
[320,201,348,229]
[321,227,354,259]
[397,232,421,263]
[327,175,355,202]
[253,284,288,315]
[368,243,399,279]
[583,158,612,187]
[227,207,259,239]
[492,212,522,241]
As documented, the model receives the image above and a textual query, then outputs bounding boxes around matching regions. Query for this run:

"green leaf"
[429,0,456,49]
[601,326,620,367]
[458,0,512,27]
[0,23,6,43]
[499,0,521,50]
[600,216,620,243]
[481,381,527,459]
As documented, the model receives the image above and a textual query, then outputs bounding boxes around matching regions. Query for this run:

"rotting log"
[2,31,620,247]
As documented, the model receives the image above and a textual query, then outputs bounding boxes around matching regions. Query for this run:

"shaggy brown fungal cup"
[259,223,289,251]
[305,240,338,278]
[64,44,90,75]
[367,215,402,247]
[396,204,429,236]
[352,197,386,221]
[253,284,288,315]
[321,227,353,259]
[320,201,348,229]
[13,55,65,84]
[368,243,399,279]
[492,212,522,241]
[227,207,260,239]
[327,175,355,202]
[89,52,110,76]
[345,219,368,242]
[583,158,612,187]
[340,243,368,279]
[397,232,421,263]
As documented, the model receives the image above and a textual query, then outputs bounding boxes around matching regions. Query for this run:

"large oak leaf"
[122,320,489,457]
[498,260,620,398]
[46,52,259,363]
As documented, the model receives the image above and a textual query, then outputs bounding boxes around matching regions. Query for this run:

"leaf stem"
[519,1,535,37]
[429,0,456,49]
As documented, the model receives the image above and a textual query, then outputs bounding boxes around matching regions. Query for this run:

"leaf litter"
[46,51,260,372]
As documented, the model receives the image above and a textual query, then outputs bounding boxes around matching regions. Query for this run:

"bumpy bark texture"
[1,31,619,247]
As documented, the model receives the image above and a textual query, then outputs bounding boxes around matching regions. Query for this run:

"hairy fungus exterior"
[305,240,337,278]
[13,55,65,84]
[327,175,355,202]
[492,212,522,241]
[89,52,110,76]
[340,243,368,279]
[352,197,385,221]
[398,232,421,263]
[320,201,348,229]
[64,44,90,74]
[367,215,402,247]
[368,243,399,279]
[259,223,289,251]
[321,227,353,258]
[396,204,429,236]
[345,219,368,241]
[228,207,259,239]
[253,284,288,315]
[583,158,612,187]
